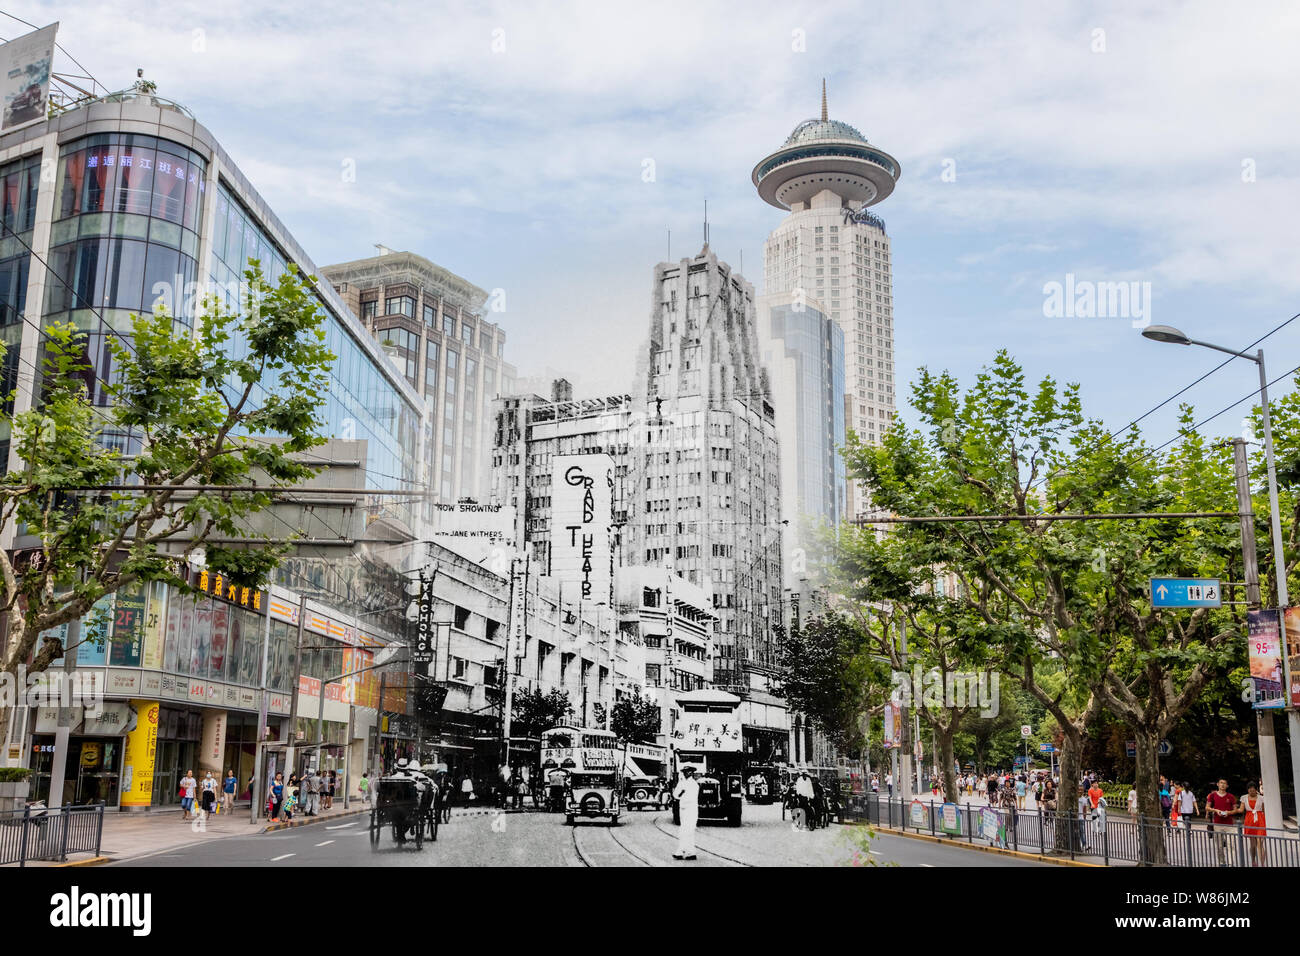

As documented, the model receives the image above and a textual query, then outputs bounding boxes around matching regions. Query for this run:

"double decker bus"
[540,726,622,826]
[668,690,744,827]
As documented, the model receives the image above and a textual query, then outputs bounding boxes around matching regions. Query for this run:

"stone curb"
[847,822,1101,867]
[52,855,111,867]
[262,808,368,833]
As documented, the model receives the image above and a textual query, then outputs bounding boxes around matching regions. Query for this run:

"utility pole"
[250,575,276,825]
[1234,437,1285,830]
[47,616,81,811]
[285,594,307,776]
[898,613,913,802]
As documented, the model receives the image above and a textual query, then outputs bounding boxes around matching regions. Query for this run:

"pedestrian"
[178,769,197,821]
[1127,786,1137,816]
[885,771,893,797]
[462,773,476,804]
[1159,781,1173,828]
[1205,778,1239,867]
[222,769,236,815]
[268,772,285,821]
[1087,779,1103,812]
[672,765,699,860]
[1240,783,1267,867]
[1178,782,1197,826]
[282,778,297,822]
[200,771,218,816]
[1076,790,1091,850]
[794,770,816,830]
[1015,775,1027,809]
[358,772,371,807]
[304,768,319,816]
[1170,783,1183,828]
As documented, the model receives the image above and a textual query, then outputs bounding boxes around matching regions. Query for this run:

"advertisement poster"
[940,802,962,835]
[120,699,159,808]
[1247,609,1286,709]
[981,806,1007,847]
[0,23,57,132]
[109,581,146,667]
[142,581,166,670]
[1282,606,1300,709]
[76,594,114,666]
[909,799,926,828]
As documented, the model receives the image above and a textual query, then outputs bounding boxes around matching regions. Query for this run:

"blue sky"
[15,0,1300,450]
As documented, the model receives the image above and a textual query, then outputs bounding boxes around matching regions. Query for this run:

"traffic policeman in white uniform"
[672,765,699,860]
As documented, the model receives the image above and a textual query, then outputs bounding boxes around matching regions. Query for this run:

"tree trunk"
[1054,726,1083,853]
[1134,730,1166,865]
[939,726,958,803]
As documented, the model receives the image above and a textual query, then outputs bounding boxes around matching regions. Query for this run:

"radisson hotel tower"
[753,82,901,520]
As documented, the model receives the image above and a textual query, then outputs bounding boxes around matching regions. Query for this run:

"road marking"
[918,863,934,867]
[270,853,295,861]
[325,822,357,830]
[869,850,882,856]
[315,840,335,847]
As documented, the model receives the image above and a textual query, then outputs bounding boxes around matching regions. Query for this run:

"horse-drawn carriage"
[369,772,438,849]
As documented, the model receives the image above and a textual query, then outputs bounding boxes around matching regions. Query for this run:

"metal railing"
[0,804,105,867]
[839,794,1299,867]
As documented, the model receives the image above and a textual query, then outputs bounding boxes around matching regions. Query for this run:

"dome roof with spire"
[782,117,869,147]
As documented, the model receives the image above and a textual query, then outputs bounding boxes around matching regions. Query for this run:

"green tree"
[610,690,661,744]
[773,613,886,758]
[511,686,573,738]
[842,351,1246,862]
[0,263,333,741]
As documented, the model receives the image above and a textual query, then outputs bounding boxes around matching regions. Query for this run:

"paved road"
[118,803,1048,867]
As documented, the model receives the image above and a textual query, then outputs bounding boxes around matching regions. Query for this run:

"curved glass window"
[755,144,898,182]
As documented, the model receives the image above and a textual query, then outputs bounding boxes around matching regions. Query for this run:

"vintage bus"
[540,726,622,826]
[668,690,744,827]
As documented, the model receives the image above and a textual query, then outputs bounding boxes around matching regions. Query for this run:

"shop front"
[28,734,123,807]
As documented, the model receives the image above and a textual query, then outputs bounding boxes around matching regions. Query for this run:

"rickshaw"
[369,775,434,849]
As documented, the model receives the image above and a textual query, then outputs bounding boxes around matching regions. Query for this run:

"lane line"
[270,853,295,861]
[325,822,357,830]
[315,840,335,847]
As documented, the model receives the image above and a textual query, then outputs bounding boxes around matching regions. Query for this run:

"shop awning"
[623,755,661,778]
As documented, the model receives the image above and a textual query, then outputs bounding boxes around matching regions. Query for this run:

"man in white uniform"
[672,765,699,860]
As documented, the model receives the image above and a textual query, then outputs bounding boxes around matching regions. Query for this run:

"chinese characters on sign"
[669,719,742,752]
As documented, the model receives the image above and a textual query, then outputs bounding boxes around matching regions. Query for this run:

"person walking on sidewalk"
[359,772,371,807]
[200,771,218,817]
[1205,778,1239,867]
[179,769,197,821]
[268,772,285,821]
[222,769,236,815]
[672,765,699,860]
[1241,783,1267,866]
[327,770,337,810]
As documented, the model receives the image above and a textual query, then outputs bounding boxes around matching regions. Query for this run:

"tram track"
[651,817,752,866]
[570,820,654,867]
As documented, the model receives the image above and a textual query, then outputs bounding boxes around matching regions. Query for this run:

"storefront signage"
[107,669,142,695]
[83,702,132,736]
[191,568,265,613]
[415,572,434,665]
[269,597,299,625]
[668,718,742,752]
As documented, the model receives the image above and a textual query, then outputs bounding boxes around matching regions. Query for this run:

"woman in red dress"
[1241,783,1267,866]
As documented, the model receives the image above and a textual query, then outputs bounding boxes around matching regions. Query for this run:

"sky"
[12,0,1300,451]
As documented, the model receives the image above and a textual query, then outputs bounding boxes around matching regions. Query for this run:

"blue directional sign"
[1039,743,1056,753]
[1150,577,1222,608]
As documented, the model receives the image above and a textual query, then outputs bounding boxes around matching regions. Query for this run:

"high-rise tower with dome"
[753,82,901,520]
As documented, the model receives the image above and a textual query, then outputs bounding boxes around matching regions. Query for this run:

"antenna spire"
[821,78,828,122]
[703,199,709,248]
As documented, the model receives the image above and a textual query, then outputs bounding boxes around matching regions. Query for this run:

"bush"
[1100,782,1132,806]
[0,767,33,783]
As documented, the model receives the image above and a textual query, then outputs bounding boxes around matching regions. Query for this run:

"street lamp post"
[1142,325,1299,827]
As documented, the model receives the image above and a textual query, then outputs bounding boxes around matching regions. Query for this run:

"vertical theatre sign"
[551,454,615,605]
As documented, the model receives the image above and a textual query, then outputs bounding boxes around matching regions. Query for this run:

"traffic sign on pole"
[1038,743,1055,753]
[1150,577,1222,608]
[1020,725,1032,738]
